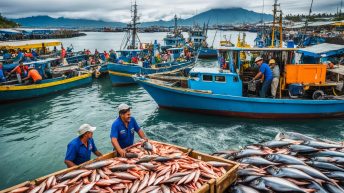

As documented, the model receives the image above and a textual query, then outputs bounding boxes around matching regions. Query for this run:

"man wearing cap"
[22,65,42,84]
[9,62,28,84]
[64,124,102,168]
[110,104,148,157]
[269,59,280,98]
[252,56,273,98]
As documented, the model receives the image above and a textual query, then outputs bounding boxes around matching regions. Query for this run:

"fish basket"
[0,140,239,193]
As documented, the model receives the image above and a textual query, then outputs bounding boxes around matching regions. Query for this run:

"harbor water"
[0,31,343,190]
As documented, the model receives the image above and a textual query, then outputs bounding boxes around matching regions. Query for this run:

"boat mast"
[271,0,282,47]
[301,0,314,47]
[131,1,138,49]
[174,14,178,35]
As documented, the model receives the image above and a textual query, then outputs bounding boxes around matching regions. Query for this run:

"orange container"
[285,64,327,84]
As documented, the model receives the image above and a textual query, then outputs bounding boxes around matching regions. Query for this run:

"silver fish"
[109,164,136,172]
[303,141,343,149]
[84,159,113,170]
[262,177,307,192]
[266,166,314,181]
[324,171,344,180]
[289,145,319,153]
[307,161,344,172]
[57,169,88,181]
[262,140,292,148]
[238,156,278,166]
[232,184,260,193]
[266,154,305,165]
[275,132,316,141]
[287,165,332,182]
[234,149,266,159]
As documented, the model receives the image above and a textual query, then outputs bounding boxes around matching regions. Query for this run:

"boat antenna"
[174,14,178,35]
[261,0,265,34]
[301,0,314,47]
[130,0,138,49]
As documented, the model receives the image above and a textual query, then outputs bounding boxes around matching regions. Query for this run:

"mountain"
[0,15,20,28]
[12,16,126,28]
[11,8,272,28]
[142,8,273,27]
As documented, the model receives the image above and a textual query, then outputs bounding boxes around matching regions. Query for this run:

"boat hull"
[0,74,92,102]
[108,60,194,86]
[136,79,344,119]
[198,48,218,59]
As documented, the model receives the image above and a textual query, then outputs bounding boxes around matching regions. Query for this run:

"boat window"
[203,75,213,82]
[190,73,198,78]
[233,76,239,82]
[215,76,226,82]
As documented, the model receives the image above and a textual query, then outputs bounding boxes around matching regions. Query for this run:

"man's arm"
[253,72,262,80]
[137,129,148,141]
[64,160,76,168]
[111,137,125,157]
[94,150,102,157]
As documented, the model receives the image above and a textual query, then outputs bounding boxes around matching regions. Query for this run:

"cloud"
[0,0,340,22]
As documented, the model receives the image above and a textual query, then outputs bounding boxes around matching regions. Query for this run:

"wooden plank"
[0,181,30,193]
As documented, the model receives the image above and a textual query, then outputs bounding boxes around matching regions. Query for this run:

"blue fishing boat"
[161,15,185,50]
[0,72,92,103]
[135,47,344,118]
[108,3,194,85]
[108,48,194,85]
[189,23,217,59]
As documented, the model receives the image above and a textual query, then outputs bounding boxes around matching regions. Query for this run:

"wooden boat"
[0,72,92,103]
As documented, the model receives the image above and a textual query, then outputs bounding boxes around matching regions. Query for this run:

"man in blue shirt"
[252,56,273,98]
[0,62,6,82]
[110,104,148,157]
[64,124,102,168]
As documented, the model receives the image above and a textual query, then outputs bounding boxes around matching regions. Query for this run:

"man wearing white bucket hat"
[64,124,102,168]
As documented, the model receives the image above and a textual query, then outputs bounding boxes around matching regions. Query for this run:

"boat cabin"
[163,33,185,49]
[116,49,142,63]
[167,48,184,59]
[188,67,242,96]
[188,29,206,48]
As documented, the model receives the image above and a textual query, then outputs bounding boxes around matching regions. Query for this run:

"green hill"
[0,14,19,28]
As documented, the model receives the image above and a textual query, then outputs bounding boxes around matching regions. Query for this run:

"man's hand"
[117,148,126,157]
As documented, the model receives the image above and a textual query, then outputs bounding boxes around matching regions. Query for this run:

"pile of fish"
[9,141,232,193]
[213,132,344,193]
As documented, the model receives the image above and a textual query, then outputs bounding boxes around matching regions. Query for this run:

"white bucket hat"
[78,124,96,135]
[254,56,263,63]
[118,103,130,112]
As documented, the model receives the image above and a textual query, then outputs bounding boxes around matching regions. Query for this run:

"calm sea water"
[0,31,343,190]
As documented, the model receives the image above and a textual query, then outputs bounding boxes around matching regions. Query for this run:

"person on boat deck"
[9,62,28,84]
[110,104,148,157]
[104,51,110,60]
[269,59,280,99]
[64,124,102,168]
[22,65,42,84]
[131,55,139,64]
[252,56,273,98]
[0,63,6,82]
[61,47,66,59]
[15,49,24,63]
[109,50,117,62]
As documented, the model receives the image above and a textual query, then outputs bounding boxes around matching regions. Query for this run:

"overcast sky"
[0,0,341,22]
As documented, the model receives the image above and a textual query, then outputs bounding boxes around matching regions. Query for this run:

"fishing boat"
[188,24,217,59]
[107,2,195,86]
[135,47,344,118]
[0,71,92,103]
[161,15,185,50]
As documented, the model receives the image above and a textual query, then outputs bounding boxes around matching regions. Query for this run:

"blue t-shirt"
[65,137,97,165]
[259,63,273,81]
[0,69,6,82]
[110,117,140,149]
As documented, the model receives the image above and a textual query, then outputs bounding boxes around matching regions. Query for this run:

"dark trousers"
[260,79,272,98]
